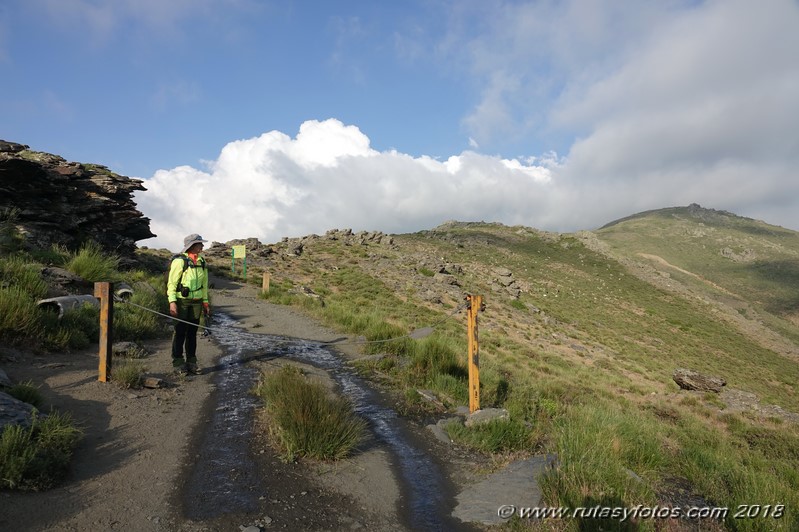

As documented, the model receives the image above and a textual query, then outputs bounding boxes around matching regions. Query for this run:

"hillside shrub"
[0,412,83,491]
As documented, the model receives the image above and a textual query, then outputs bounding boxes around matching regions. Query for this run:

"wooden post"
[94,282,113,382]
[262,271,270,294]
[466,294,482,413]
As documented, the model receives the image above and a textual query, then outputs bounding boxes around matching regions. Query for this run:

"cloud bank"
[135,119,555,250]
[448,0,799,230]
[133,0,799,250]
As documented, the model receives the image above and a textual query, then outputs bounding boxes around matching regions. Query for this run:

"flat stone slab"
[452,454,557,525]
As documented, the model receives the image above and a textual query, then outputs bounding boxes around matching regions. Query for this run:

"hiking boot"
[186,363,202,375]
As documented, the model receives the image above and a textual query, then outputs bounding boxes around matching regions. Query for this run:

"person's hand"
[169,302,178,317]
[203,302,211,317]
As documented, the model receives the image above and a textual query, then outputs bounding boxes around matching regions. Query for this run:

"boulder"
[673,368,726,393]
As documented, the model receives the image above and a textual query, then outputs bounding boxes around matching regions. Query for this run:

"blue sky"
[3,0,798,249]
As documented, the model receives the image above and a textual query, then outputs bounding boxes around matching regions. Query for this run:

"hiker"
[167,233,210,375]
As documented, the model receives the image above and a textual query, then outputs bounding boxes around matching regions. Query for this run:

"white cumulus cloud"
[135,119,555,250]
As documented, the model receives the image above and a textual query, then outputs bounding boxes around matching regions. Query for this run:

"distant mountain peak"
[599,204,752,230]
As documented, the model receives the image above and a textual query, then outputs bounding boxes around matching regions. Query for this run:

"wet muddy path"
[181,313,468,530]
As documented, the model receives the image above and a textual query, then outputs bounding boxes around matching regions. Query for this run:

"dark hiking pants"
[171,299,203,368]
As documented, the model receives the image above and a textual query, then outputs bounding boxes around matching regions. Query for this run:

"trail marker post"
[94,282,113,382]
[465,294,485,413]
[262,271,270,294]
[231,245,247,277]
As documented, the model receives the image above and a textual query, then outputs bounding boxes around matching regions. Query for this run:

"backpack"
[170,253,206,274]
[164,254,206,296]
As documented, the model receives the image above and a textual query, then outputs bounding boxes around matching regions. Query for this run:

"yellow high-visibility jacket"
[166,254,209,303]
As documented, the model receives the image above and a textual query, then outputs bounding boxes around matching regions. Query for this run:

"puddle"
[183,313,463,530]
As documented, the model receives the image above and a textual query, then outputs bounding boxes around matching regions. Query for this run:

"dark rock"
[0,368,11,388]
[673,368,726,393]
[0,141,155,254]
[0,141,29,153]
[0,391,36,432]
[40,266,93,295]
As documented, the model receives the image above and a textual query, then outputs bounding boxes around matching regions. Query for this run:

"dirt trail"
[1,277,474,531]
[636,253,740,297]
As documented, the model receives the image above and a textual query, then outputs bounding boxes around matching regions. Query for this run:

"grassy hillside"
[222,215,799,531]
[597,204,799,326]
[6,205,799,529]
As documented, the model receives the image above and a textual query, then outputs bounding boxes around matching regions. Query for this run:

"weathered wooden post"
[262,270,270,294]
[466,294,483,413]
[94,282,113,382]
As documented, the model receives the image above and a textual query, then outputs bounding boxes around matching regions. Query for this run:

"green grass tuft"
[111,361,147,389]
[444,418,536,453]
[254,365,366,461]
[114,289,168,341]
[64,241,120,281]
[6,381,44,409]
[0,285,42,343]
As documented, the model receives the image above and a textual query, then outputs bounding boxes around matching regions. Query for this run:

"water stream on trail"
[183,313,458,530]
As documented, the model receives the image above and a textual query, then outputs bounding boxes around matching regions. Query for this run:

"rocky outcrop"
[491,267,522,299]
[0,140,155,254]
[204,229,397,262]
